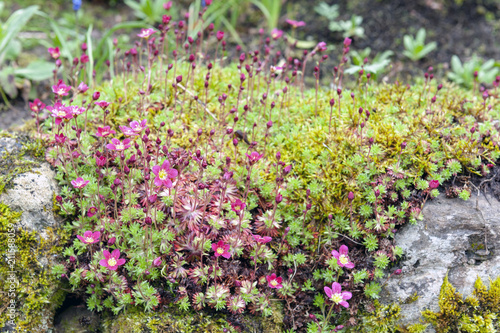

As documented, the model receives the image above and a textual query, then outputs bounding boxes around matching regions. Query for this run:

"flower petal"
[103,250,110,259]
[222,252,231,259]
[117,258,126,266]
[339,301,349,308]
[339,245,349,255]
[99,259,108,267]
[324,286,332,298]
[342,291,352,300]
[161,160,170,169]
[331,250,340,258]
[331,282,341,294]
[152,165,160,176]
[345,262,355,269]
[154,177,162,187]
[111,248,120,258]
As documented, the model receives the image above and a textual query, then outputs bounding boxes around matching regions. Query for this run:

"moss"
[421,274,500,332]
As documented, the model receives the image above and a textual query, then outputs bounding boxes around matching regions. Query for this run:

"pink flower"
[331,245,355,269]
[253,235,272,244]
[71,177,90,189]
[324,282,352,308]
[96,126,116,137]
[119,125,139,137]
[271,28,283,40]
[153,257,162,267]
[55,133,66,146]
[216,31,224,41]
[343,37,352,47]
[95,155,107,167]
[77,82,89,93]
[52,80,71,97]
[163,1,172,10]
[80,54,89,64]
[106,138,131,151]
[77,230,100,244]
[231,199,246,213]
[129,119,147,133]
[137,28,156,39]
[87,206,98,217]
[286,19,306,28]
[266,273,283,289]
[94,100,110,110]
[99,249,126,271]
[48,102,73,125]
[316,41,327,52]
[152,160,178,188]
[67,105,85,116]
[48,47,60,59]
[429,180,439,189]
[246,151,264,165]
[29,99,45,113]
[212,240,231,259]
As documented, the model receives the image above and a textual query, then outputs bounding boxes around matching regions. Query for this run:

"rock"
[380,193,500,330]
[0,162,60,234]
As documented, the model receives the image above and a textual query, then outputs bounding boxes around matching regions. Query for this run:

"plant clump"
[15,1,500,331]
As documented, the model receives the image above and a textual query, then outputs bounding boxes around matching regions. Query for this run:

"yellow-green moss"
[422,274,500,332]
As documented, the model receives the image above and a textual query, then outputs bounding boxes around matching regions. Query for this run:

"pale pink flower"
[99,249,126,270]
[137,28,156,39]
[96,126,116,138]
[106,138,131,151]
[286,19,306,28]
[77,230,100,244]
[71,177,90,189]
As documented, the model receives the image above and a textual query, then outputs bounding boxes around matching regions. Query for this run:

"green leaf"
[0,5,39,64]
[14,61,54,81]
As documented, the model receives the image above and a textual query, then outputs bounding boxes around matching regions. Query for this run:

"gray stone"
[380,193,500,330]
[0,162,61,234]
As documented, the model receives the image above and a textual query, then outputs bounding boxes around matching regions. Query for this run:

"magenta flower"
[29,99,45,113]
[246,151,264,165]
[331,245,355,269]
[137,28,156,39]
[216,31,224,41]
[94,100,110,110]
[253,234,272,244]
[55,133,66,146]
[95,155,107,167]
[52,80,71,97]
[71,177,90,189]
[87,206,97,217]
[48,47,60,59]
[343,37,352,47]
[152,160,178,188]
[153,257,162,267]
[80,54,89,64]
[67,105,85,116]
[324,282,352,308]
[212,240,231,259]
[163,1,172,10]
[77,230,100,244]
[96,126,116,138]
[286,19,306,28]
[429,180,439,189]
[106,138,131,151]
[119,125,139,137]
[129,119,147,134]
[316,41,327,52]
[266,273,283,289]
[231,199,246,213]
[271,28,283,40]
[48,102,73,125]
[99,249,126,271]
[77,82,89,93]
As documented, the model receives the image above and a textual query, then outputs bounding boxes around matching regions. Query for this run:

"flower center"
[85,237,94,243]
[234,205,240,211]
[57,111,66,117]
[116,144,124,150]
[270,280,277,286]
[217,248,224,254]
[339,255,349,265]
[331,292,342,304]
[108,258,117,266]
[159,169,167,180]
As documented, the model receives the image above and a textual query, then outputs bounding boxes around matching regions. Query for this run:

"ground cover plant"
[8,1,500,332]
